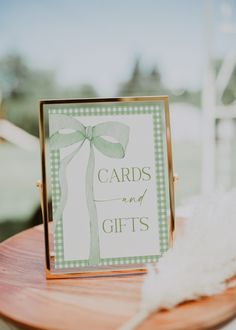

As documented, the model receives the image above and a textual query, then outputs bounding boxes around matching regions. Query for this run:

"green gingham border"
[48,103,168,269]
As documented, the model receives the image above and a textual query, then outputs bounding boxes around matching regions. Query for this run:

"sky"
[0,0,235,95]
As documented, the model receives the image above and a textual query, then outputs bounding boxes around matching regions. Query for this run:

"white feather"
[120,190,236,330]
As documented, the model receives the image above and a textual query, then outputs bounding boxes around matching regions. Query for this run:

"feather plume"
[120,190,236,330]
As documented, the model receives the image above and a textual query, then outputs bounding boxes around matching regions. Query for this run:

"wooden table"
[1,224,236,330]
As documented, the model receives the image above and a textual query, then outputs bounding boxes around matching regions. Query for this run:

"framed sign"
[38,96,175,278]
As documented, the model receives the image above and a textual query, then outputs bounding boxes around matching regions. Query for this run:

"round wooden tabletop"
[0,224,236,330]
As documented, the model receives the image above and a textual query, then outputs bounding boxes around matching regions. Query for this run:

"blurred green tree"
[118,58,167,96]
[0,53,98,136]
[0,54,58,135]
[117,58,201,107]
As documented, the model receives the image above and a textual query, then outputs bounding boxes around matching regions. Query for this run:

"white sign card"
[42,98,172,272]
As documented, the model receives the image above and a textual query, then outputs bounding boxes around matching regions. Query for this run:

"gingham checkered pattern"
[48,103,168,269]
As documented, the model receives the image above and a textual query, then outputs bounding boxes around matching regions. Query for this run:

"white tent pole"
[201,0,216,194]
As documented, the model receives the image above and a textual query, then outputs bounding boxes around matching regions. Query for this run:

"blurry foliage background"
[0,53,203,136]
[1,53,235,137]
[0,0,235,241]
[0,53,98,135]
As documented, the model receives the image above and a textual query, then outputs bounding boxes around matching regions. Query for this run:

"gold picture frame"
[38,96,176,279]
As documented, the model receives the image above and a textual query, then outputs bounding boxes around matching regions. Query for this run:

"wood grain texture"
[0,223,236,330]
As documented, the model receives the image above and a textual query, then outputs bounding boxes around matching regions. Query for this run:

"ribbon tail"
[54,140,85,233]
[86,143,100,265]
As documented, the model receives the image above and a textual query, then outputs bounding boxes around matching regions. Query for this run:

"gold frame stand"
[38,96,177,279]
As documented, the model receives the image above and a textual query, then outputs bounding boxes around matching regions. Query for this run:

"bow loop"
[93,137,125,158]
[93,121,129,158]
[50,131,85,150]
[50,114,86,150]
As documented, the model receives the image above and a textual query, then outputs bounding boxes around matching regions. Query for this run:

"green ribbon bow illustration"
[50,114,130,265]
